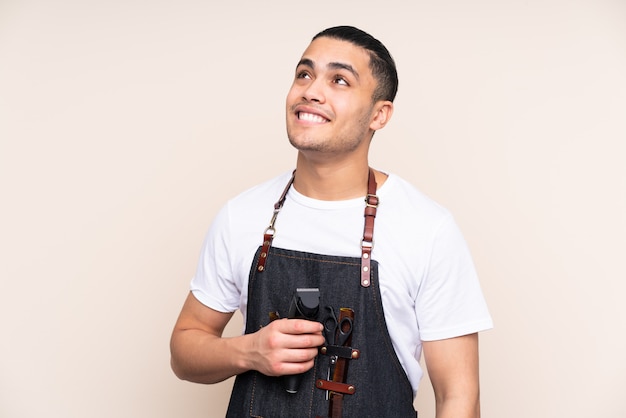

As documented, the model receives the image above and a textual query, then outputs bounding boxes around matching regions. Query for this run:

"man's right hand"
[170,292,324,384]
[245,318,325,377]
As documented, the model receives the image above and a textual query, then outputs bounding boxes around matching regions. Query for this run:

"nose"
[302,78,325,103]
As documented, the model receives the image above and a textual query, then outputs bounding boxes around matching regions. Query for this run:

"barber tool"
[316,307,359,418]
[324,307,352,395]
[284,288,320,394]
[323,307,354,359]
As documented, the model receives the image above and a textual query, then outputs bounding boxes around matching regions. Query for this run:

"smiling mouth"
[298,111,329,123]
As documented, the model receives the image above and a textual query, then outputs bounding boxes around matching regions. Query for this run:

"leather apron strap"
[255,170,295,273]
[361,168,378,287]
[255,168,379,289]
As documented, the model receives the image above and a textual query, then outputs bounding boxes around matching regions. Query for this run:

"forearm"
[170,293,325,383]
[424,333,481,418]
[170,328,253,384]
[435,393,480,418]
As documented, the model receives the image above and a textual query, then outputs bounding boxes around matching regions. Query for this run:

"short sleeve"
[415,214,493,341]
[190,203,241,313]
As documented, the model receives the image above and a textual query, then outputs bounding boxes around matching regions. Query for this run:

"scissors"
[323,306,353,347]
[322,306,354,399]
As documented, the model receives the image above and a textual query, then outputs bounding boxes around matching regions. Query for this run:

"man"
[170,26,492,418]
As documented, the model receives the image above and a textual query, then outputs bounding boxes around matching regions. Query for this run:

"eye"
[296,70,312,80]
[333,76,349,86]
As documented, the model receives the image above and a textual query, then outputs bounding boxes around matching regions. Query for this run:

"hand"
[247,318,325,377]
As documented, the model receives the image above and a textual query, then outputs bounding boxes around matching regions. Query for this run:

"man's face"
[285,37,380,156]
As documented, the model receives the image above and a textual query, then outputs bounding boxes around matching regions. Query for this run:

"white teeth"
[298,112,327,123]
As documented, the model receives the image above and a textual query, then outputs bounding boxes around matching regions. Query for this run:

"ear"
[369,101,394,131]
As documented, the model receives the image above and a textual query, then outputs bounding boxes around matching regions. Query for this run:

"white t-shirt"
[191,170,493,396]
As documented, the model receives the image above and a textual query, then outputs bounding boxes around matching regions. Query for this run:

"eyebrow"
[296,58,360,81]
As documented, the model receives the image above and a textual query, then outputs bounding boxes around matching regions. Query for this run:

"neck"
[293,153,385,200]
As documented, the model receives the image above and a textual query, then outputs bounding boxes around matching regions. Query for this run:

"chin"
[288,136,325,153]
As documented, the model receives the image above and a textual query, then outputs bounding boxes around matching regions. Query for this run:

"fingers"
[263,348,319,376]
[268,348,320,376]
[275,318,324,336]
[264,319,325,350]
[251,319,325,377]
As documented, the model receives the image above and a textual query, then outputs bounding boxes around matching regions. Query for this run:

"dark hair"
[312,26,398,102]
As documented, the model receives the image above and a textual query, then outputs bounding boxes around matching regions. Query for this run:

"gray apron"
[226,170,417,418]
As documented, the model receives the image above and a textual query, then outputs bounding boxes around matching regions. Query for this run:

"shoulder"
[225,171,295,215]
[205,170,297,246]
[378,172,452,225]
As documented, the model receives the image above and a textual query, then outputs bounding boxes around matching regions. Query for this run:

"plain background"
[1,0,625,417]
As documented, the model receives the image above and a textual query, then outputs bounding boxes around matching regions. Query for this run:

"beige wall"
[1,0,625,417]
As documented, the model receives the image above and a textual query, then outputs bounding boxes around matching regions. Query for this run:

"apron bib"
[226,171,417,418]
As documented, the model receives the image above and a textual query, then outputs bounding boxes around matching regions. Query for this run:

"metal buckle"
[364,194,379,208]
[360,239,374,249]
